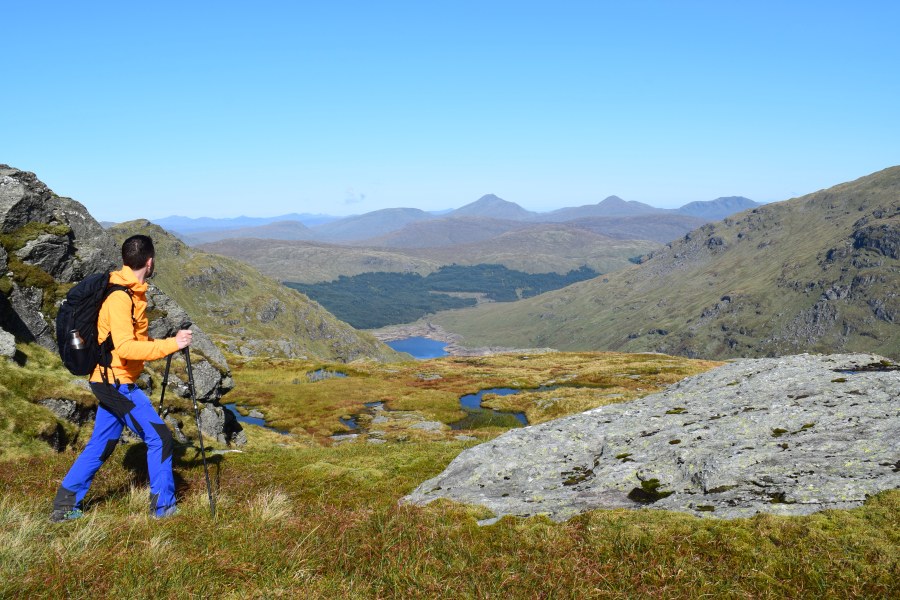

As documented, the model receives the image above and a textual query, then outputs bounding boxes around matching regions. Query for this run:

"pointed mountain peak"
[452,194,534,220]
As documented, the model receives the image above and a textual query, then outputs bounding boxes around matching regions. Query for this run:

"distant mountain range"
[154,212,339,233]
[154,194,761,246]
[430,167,900,360]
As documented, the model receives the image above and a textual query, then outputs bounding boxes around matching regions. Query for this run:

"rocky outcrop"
[854,222,900,259]
[199,404,247,446]
[1,165,118,277]
[0,165,237,444]
[38,398,93,425]
[403,354,900,521]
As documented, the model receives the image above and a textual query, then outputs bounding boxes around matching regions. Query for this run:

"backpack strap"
[99,285,135,386]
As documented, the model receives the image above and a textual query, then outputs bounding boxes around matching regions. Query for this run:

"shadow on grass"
[84,442,223,512]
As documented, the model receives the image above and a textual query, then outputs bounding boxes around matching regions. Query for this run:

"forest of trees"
[286,264,598,329]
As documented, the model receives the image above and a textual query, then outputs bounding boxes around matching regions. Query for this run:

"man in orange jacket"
[51,234,193,521]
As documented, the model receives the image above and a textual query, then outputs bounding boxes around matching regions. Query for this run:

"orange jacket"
[90,266,179,384]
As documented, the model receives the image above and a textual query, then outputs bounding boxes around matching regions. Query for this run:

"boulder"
[0,326,14,359]
[403,353,900,521]
[164,414,188,444]
[15,233,76,280]
[7,284,55,350]
[199,404,247,446]
[38,398,92,425]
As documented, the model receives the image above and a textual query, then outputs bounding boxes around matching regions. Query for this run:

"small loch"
[385,336,450,359]
[451,388,529,430]
[225,403,291,435]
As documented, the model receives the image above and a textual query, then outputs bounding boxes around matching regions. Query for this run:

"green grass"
[226,351,721,438]
[0,344,95,458]
[2,434,898,598]
[2,346,897,597]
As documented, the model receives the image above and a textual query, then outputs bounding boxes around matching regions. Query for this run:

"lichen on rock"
[403,353,900,521]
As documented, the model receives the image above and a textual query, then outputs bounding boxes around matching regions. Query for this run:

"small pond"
[307,369,349,382]
[386,336,450,359]
[224,403,291,435]
[339,402,385,432]
[451,388,529,430]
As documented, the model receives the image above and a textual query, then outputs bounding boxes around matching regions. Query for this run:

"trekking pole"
[181,321,216,518]
[157,353,173,416]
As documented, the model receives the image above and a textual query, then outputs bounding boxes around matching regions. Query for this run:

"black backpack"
[56,273,133,376]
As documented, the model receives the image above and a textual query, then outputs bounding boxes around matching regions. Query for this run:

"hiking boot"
[49,508,83,523]
[154,505,179,518]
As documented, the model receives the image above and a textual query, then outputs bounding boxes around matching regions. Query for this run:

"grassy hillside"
[109,221,401,362]
[0,344,95,459]
[200,226,657,284]
[356,216,531,248]
[432,166,900,359]
[565,213,709,243]
[198,238,442,283]
[2,349,897,597]
[410,225,658,274]
[186,220,312,244]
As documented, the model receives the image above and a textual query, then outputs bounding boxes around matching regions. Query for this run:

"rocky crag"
[404,353,900,521]
[0,165,239,444]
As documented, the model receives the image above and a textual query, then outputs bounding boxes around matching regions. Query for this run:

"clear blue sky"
[3,1,898,222]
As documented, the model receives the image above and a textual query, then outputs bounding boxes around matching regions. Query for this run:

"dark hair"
[121,235,155,270]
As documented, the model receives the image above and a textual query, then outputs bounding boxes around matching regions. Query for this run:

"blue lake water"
[386,336,449,359]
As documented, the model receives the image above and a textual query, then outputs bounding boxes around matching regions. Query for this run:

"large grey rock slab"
[403,353,900,521]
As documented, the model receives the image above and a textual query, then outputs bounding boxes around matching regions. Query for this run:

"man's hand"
[175,329,193,350]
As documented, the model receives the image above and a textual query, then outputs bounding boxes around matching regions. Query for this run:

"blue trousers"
[54,383,176,517]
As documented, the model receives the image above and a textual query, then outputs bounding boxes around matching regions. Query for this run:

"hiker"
[50,234,193,522]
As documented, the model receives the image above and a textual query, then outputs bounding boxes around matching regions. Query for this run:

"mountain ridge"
[153,194,761,245]
[430,166,900,359]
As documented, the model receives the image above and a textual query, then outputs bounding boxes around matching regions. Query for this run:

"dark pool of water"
[308,369,349,382]
[337,402,385,432]
[451,388,528,430]
[386,336,449,359]
[225,403,290,435]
